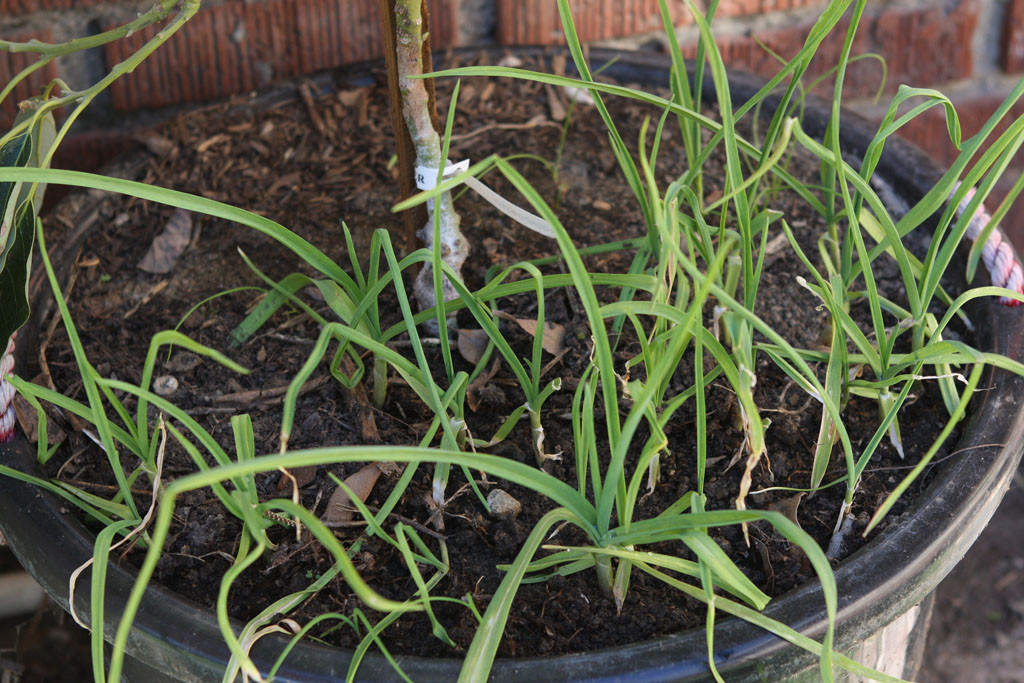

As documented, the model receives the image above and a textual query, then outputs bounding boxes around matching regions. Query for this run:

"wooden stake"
[378,0,440,257]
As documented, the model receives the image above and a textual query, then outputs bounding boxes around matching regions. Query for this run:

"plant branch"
[393,0,469,315]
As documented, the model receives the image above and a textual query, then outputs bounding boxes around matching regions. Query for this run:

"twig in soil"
[266,503,446,542]
[298,80,327,137]
[266,333,316,345]
[448,116,559,143]
[861,442,1004,474]
[54,449,81,480]
[425,481,473,531]
[539,346,571,380]
[166,550,236,564]
[555,258,583,319]
[123,279,168,319]
[760,394,816,416]
[752,536,775,591]
[185,406,255,416]
[386,337,456,349]
[211,375,328,408]
[54,479,152,496]
[268,312,314,336]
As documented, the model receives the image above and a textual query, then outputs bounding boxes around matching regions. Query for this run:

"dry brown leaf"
[467,358,501,412]
[213,376,327,408]
[339,354,380,443]
[196,133,229,153]
[457,328,490,365]
[753,536,774,588]
[552,53,567,76]
[766,492,805,529]
[299,81,326,136]
[268,172,303,195]
[134,132,177,158]
[336,88,367,108]
[137,210,192,274]
[323,463,383,525]
[12,394,65,445]
[494,311,565,355]
[544,83,567,122]
[277,465,316,491]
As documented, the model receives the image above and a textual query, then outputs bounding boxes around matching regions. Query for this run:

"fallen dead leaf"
[196,133,229,153]
[277,465,316,491]
[552,53,567,76]
[12,394,65,445]
[123,280,168,319]
[323,464,382,524]
[134,132,177,158]
[545,83,567,122]
[336,88,367,108]
[467,358,501,412]
[480,81,496,103]
[137,209,192,274]
[494,311,565,355]
[268,172,303,195]
[299,80,326,137]
[457,328,490,365]
[322,462,398,524]
[766,492,805,529]
[341,355,379,443]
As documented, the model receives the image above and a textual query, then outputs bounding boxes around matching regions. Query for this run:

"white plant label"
[415,158,471,190]
[414,158,556,238]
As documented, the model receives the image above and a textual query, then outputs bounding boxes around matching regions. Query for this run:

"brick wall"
[2,0,1022,244]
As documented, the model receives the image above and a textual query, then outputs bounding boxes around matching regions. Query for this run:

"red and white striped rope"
[0,333,16,443]
[953,185,1024,306]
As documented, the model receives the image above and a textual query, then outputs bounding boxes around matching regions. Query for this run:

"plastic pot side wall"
[1,48,1023,682]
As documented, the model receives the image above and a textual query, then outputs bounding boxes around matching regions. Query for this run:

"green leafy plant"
[2,1,1024,682]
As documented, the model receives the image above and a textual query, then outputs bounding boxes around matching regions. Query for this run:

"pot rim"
[1,47,1022,682]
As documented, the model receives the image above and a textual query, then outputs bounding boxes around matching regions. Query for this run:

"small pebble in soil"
[486,488,522,520]
[153,375,179,396]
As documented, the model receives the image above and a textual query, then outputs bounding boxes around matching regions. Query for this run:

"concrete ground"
[918,467,1024,683]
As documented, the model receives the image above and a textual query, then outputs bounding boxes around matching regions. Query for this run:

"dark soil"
[28,53,961,660]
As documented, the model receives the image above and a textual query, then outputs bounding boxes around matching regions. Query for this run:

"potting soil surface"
[11,52,979,662]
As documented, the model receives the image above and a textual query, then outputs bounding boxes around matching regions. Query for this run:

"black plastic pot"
[1,48,1023,682]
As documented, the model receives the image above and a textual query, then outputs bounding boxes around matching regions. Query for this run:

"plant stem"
[394,0,469,315]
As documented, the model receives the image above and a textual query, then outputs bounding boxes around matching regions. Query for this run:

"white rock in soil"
[154,375,179,396]
[486,489,522,520]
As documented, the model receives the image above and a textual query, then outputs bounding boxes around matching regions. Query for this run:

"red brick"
[868,86,1024,250]
[105,0,457,111]
[986,177,1024,255]
[716,0,823,17]
[678,0,978,99]
[1002,0,1024,73]
[0,0,101,17]
[105,1,299,110]
[497,0,687,45]
[889,92,1024,169]
[0,29,58,128]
